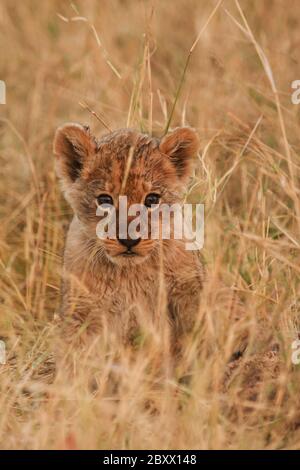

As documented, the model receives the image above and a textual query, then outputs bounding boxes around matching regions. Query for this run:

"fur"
[53,124,204,354]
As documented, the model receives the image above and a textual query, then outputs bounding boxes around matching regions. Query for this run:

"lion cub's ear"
[159,127,199,181]
[53,123,97,184]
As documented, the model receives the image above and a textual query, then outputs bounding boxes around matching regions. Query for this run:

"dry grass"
[1,0,300,450]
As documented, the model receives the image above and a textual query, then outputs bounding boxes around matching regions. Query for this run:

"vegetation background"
[1,0,300,449]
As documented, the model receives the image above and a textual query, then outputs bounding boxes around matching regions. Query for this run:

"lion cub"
[53,124,204,354]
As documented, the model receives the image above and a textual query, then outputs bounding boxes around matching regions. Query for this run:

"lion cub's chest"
[99,268,160,312]
[85,267,164,344]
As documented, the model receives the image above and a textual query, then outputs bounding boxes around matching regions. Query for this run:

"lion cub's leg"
[165,248,205,359]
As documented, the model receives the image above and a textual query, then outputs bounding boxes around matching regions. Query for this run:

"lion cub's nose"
[117,237,141,250]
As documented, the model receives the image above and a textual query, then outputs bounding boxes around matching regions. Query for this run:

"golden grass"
[1,0,300,450]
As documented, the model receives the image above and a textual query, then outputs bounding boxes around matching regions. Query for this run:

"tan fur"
[53,124,204,355]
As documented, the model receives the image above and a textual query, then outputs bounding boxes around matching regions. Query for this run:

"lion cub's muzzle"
[117,236,141,255]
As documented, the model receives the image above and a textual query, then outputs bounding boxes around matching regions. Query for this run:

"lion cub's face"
[54,124,199,265]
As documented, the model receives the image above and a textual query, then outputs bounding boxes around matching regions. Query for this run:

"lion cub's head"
[54,124,199,265]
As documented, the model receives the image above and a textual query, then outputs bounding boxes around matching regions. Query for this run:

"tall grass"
[0,0,300,449]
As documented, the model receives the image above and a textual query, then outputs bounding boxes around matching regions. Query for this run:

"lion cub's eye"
[144,193,161,208]
[96,194,114,206]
